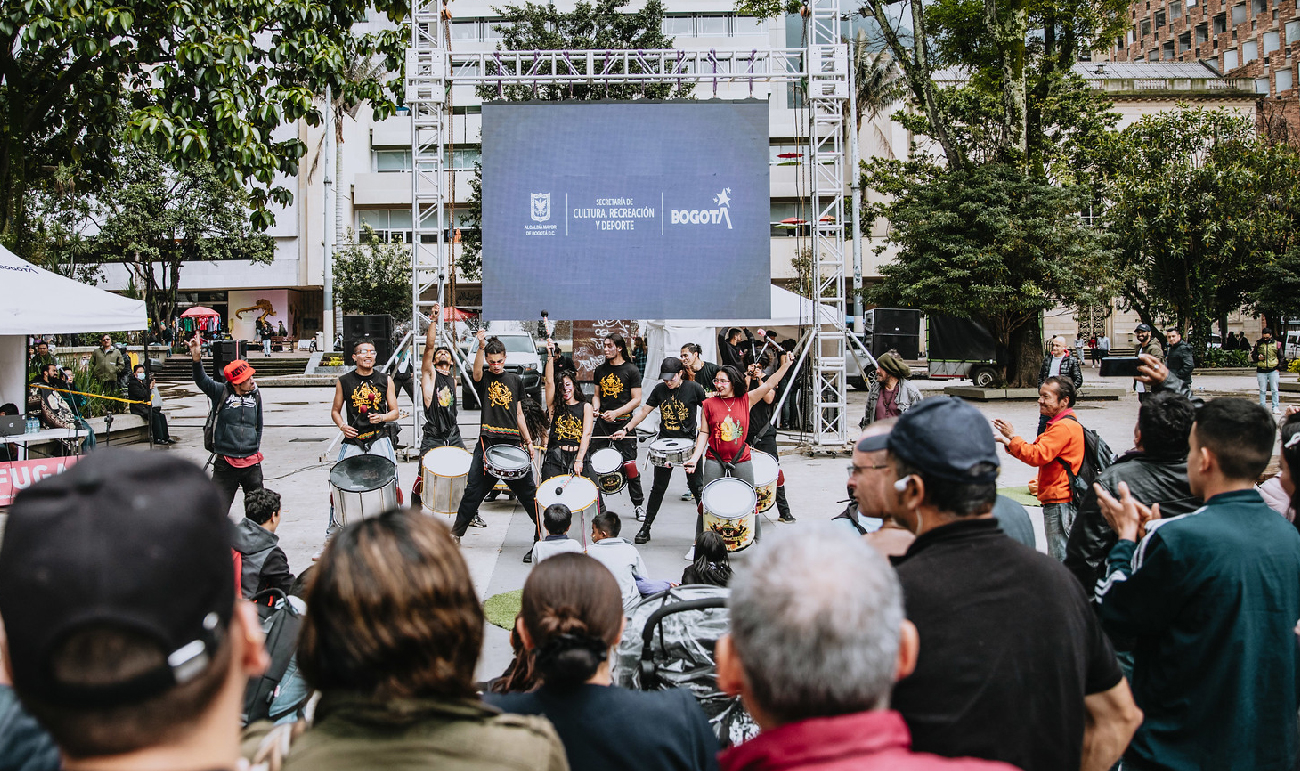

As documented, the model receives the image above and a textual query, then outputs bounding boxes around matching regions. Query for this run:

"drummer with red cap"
[189,334,265,512]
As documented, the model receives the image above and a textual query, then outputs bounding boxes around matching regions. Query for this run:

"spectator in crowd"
[1133,324,1163,403]
[1094,398,1300,771]
[586,511,649,610]
[488,552,719,771]
[532,503,585,563]
[128,364,175,445]
[1164,329,1194,394]
[59,366,85,414]
[844,420,916,556]
[1251,327,1285,414]
[1038,336,1083,390]
[716,527,1018,771]
[281,510,567,771]
[883,397,1140,771]
[27,339,55,374]
[0,451,271,771]
[681,530,733,586]
[1260,409,1300,523]
[189,333,264,512]
[631,335,648,377]
[1074,334,1086,364]
[994,376,1085,560]
[718,328,746,369]
[861,352,921,429]
[234,487,295,598]
[89,333,126,408]
[1064,391,1201,593]
[1096,332,1110,366]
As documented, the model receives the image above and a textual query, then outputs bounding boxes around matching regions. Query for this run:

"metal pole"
[847,55,864,335]
[322,85,335,353]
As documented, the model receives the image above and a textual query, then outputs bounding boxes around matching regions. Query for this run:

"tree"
[850,32,905,157]
[86,145,275,326]
[457,0,691,280]
[1103,107,1300,356]
[333,226,413,319]
[0,0,407,257]
[865,160,1114,386]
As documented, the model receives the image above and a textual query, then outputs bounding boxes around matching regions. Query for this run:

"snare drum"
[590,447,626,494]
[329,454,398,526]
[701,477,759,552]
[536,475,601,526]
[484,444,532,480]
[648,437,694,467]
[421,446,472,516]
[751,450,780,513]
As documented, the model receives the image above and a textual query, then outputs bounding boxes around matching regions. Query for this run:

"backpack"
[242,589,307,725]
[1056,414,1113,504]
[203,383,231,454]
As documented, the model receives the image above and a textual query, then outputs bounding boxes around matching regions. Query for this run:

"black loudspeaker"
[342,315,395,367]
[871,333,920,361]
[211,340,247,381]
[870,308,922,336]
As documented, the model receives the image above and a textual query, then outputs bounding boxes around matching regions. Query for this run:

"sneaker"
[634,506,645,521]
[778,513,796,523]
[679,492,692,501]
[523,549,533,563]
[452,534,461,545]
[470,514,488,528]
[634,527,651,544]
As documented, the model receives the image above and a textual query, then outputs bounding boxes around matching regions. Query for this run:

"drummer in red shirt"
[685,352,793,532]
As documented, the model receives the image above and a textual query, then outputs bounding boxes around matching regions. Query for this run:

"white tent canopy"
[0,247,147,411]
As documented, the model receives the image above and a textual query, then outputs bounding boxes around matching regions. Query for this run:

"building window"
[1255,76,1270,93]
[1170,0,1182,15]
[375,150,412,172]
[1287,20,1299,42]
[1141,18,1152,36]
[770,202,810,237]
[1179,30,1192,51]
[357,209,414,243]
[1127,28,1136,44]
[697,15,727,36]
[1196,22,1209,43]
[447,147,481,170]
[1277,67,1293,92]
[450,20,479,40]
[1213,12,1227,33]
[1149,49,1160,60]
[1264,30,1280,52]
[770,143,809,165]
[1231,3,1247,24]
[734,16,765,35]
[1224,48,1239,69]
[1242,38,1258,62]
[661,14,763,38]
[1251,0,1265,14]
[1163,40,1176,58]
[1155,9,1166,26]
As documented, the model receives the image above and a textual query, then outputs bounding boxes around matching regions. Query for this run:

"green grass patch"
[483,589,523,630]
[997,487,1040,507]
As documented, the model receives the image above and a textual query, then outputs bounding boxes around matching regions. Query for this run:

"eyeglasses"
[848,463,890,474]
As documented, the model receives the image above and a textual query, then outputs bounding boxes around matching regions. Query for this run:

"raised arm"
[187,335,223,402]
[472,328,486,381]
[544,339,557,413]
[746,352,793,408]
[421,313,438,398]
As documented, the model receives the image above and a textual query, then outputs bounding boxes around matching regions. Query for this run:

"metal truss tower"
[403,8,851,448]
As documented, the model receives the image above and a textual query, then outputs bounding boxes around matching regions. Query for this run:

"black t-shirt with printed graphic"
[594,361,640,424]
[477,370,524,439]
[646,381,706,440]
[339,369,391,446]
[423,370,459,436]
[549,400,587,448]
[685,361,720,397]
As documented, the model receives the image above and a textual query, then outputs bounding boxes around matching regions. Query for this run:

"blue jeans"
[1257,370,1280,409]
[1042,501,1076,561]
[328,437,397,535]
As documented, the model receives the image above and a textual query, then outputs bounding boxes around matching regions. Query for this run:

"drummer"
[327,340,400,535]
[451,330,539,561]
[539,340,605,513]
[418,306,464,454]
[684,353,793,535]
[746,356,794,523]
[614,357,707,544]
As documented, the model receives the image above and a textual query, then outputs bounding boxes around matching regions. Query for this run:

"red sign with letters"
[0,456,80,507]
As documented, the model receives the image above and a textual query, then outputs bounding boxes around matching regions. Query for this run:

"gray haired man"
[715,527,1017,771]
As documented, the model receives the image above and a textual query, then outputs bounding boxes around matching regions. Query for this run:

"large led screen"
[481,100,771,321]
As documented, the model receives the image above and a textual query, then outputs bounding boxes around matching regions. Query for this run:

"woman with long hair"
[285,511,567,771]
[684,354,792,492]
[680,531,732,587]
[540,341,604,513]
[488,553,719,771]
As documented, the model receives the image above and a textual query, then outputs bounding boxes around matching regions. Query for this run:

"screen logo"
[670,188,732,229]
[531,193,551,222]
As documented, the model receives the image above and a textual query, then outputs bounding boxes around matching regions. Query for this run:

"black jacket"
[232,517,294,598]
[1037,353,1083,389]
[127,376,152,419]
[192,360,263,458]
[1166,341,1194,385]
[1064,450,1202,594]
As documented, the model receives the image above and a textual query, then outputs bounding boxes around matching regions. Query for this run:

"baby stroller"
[611,584,758,748]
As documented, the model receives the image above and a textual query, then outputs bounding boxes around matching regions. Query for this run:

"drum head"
[424,445,472,475]
[486,444,530,469]
[590,447,623,473]
[537,475,600,510]
[330,454,397,492]
[702,478,757,518]
[650,438,694,452]
[750,450,779,485]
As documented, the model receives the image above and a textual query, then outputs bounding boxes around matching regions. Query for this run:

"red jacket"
[717,711,1018,771]
[1006,408,1084,504]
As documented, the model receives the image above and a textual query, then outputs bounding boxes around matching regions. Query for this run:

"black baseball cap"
[659,356,685,380]
[887,397,999,484]
[0,450,235,707]
[1134,323,1154,334]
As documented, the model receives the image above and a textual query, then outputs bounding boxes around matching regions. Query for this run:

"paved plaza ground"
[145,366,1294,679]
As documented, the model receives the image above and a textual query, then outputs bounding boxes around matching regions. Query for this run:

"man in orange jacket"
[993,376,1084,560]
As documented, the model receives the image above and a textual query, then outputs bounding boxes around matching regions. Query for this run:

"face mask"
[136,373,146,381]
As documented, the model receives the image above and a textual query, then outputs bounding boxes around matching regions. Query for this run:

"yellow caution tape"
[31,383,151,406]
